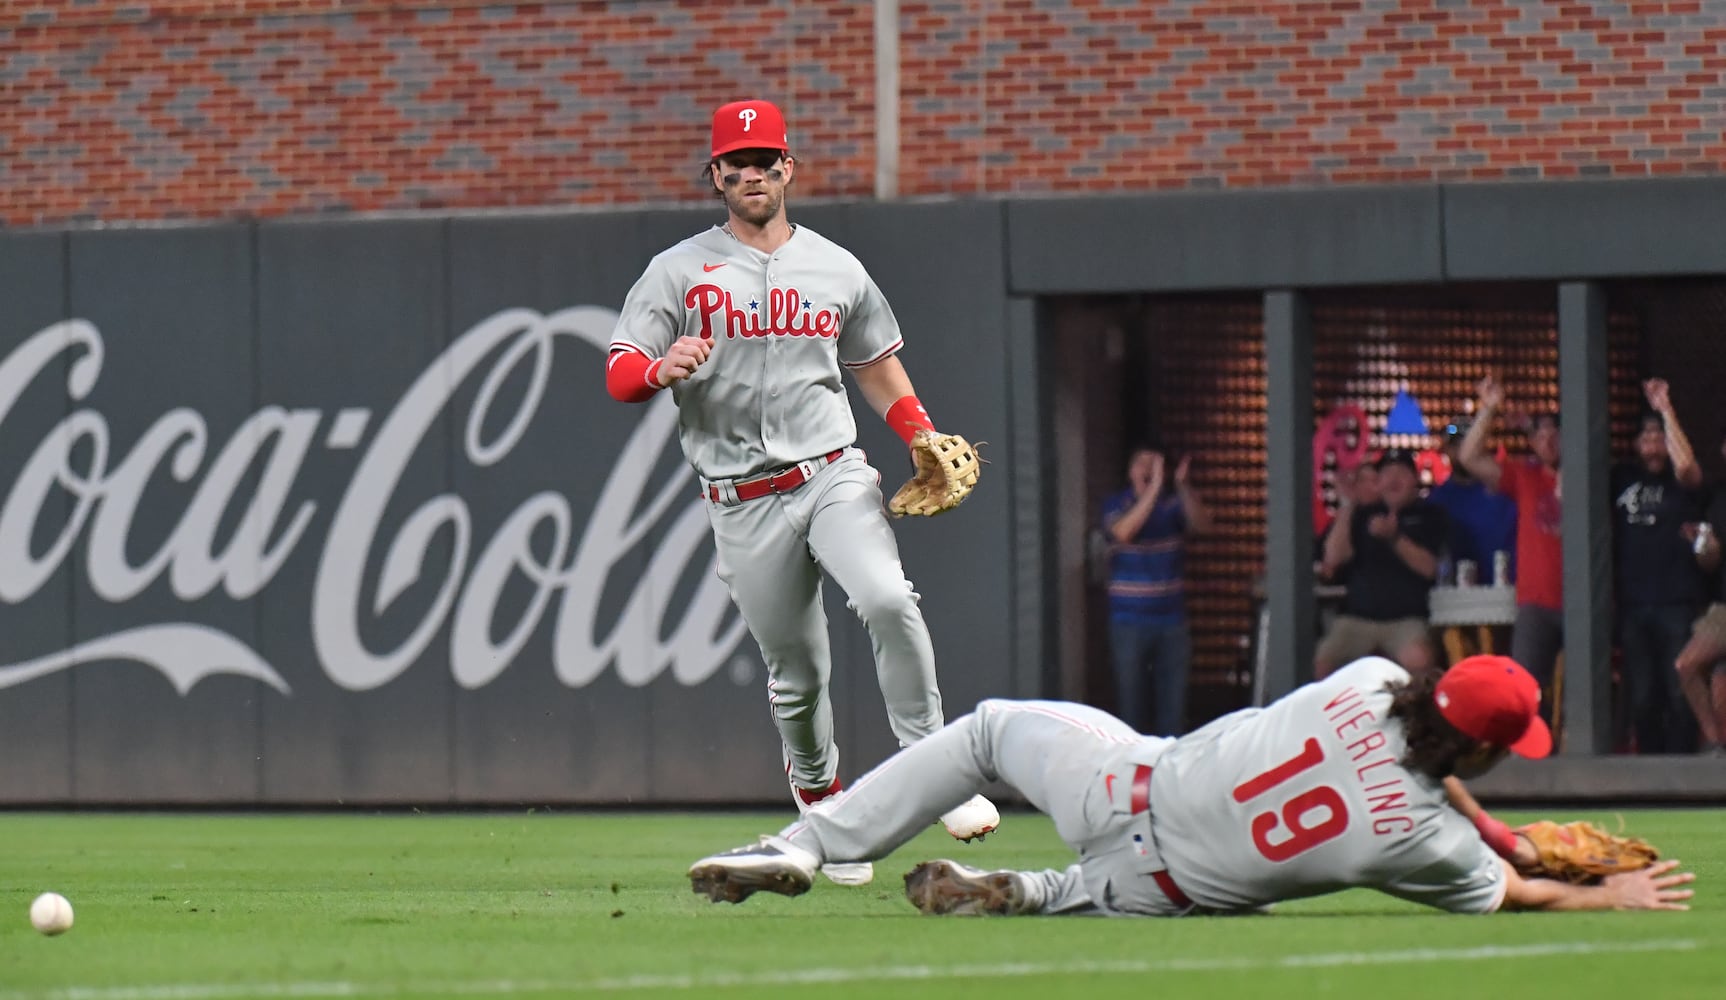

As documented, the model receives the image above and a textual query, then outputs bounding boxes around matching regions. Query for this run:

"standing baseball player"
[605,98,997,886]
[689,655,1693,915]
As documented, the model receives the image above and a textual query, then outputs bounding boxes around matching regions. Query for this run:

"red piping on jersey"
[606,348,663,402]
[842,337,904,369]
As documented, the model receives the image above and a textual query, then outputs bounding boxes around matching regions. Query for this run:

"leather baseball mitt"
[888,429,982,517]
[1514,820,1660,884]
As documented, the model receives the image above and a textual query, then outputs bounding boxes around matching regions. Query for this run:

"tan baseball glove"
[1514,820,1660,884]
[888,429,982,517]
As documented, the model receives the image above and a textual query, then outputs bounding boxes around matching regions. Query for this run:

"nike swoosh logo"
[1104,774,1116,798]
[703,263,727,272]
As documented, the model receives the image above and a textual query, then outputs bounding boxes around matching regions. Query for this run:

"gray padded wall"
[0,232,73,802]
[1007,186,1446,293]
[5,175,1726,804]
[0,203,1019,804]
[1006,177,1726,293]
[1444,179,1726,280]
[66,227,263,802]
[254,219,455,803]
[445,213,659,804]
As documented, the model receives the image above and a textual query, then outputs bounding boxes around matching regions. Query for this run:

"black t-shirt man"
[1341,498,1449,621]
[1612,461,1708,608]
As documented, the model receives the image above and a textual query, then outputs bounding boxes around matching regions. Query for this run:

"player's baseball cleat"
[903,860,1034,916]
[818,861,875,885]
[939,794,1001,842]
[688,836,818,904]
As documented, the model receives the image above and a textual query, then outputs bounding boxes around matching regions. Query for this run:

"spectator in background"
[1319,460,1381,587]
[1611,379,1706,754]
[1315,449,1448,679]
[1676,429,1726,755]
[1458,375,1563,724]
[1100,447,1213,736]
[1345,460,1383,510]
[1428,418,1518,585]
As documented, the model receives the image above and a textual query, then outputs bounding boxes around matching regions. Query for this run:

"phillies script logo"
[0,308,748,696]
[685,285,841,339]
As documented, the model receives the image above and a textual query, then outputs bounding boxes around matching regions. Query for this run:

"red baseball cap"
[711,99,789,159]
[1434,655,1552,758]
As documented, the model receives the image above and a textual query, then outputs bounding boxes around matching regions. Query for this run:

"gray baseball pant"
[708,449,944,792]
[782,698,1181,915]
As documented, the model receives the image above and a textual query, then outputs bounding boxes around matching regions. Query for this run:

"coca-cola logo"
[685,285,841,339]
[0,308,749,695]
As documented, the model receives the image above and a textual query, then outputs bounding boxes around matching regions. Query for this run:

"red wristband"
[885,395,935,445]
[1473,810,1519,861]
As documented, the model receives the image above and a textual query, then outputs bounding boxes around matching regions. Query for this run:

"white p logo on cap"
[738,108,757,131]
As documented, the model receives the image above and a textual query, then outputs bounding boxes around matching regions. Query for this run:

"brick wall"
[3,0,1724,225]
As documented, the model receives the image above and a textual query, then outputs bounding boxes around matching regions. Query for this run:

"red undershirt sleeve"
[606,349,664,403]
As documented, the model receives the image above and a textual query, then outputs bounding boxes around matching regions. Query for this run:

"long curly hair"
[1386,668,1485,779]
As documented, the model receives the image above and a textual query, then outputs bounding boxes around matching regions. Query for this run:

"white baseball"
[29,892,74,936]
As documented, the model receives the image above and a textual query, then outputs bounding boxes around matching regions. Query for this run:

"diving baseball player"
[605,99,997,887]
[688,655,1694,915]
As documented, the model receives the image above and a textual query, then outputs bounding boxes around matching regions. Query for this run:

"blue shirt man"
[1100,447,1212,736]
[1429,421,1518,582]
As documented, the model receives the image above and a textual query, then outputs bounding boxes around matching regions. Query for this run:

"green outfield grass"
[1,808,1718,999]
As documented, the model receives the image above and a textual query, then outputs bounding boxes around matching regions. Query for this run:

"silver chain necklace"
[722,221,794,242]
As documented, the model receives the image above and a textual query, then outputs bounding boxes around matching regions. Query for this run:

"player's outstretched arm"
[1442,777,1541,869]
[1498,858,1695,912]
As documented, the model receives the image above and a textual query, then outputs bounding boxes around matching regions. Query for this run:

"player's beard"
[725,183,784,227]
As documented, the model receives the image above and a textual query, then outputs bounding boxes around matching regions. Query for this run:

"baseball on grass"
[29,892,74,936]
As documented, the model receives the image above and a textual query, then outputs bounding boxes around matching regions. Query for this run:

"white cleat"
[939,794,1001,842]
[818,861,875,886]
[904,860,1036,916]
[688,835,818,904]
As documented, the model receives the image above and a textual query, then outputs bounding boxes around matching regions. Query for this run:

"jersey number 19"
[1232,738,1349,862]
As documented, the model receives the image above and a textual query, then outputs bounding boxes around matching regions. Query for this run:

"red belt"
[706,450,844,504]
[1129,764,1194,910]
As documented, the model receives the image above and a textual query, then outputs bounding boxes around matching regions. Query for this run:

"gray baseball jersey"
[1149,656,1505,913]
[607,221,944,799]
[609,225,904,480]
[783,658,1504,917]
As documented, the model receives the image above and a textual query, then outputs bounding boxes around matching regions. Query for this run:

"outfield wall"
[0,204,1025,805]
[3,179,1725,804]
